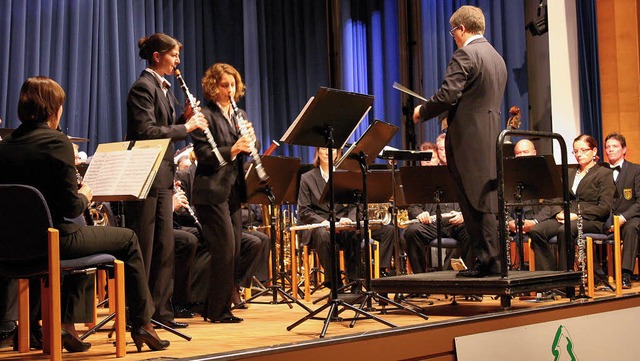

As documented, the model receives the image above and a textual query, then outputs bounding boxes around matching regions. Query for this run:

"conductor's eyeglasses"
[449,25,460,37]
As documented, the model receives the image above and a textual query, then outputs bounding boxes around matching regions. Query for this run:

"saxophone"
[173,69,227,167]
[229,96,268,182]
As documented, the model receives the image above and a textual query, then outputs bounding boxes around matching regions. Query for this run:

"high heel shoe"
[131,327,170,352]
[61,329,91,353]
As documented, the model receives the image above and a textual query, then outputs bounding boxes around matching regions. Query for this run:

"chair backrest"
[0,184,53,265]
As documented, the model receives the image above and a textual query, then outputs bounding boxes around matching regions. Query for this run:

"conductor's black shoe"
[456,262,498,278]
[622,273,632,289]
[11,323,42,351]
[155,318,189,329]
[0,321,16,342]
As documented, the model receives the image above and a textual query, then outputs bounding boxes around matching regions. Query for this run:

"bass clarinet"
[173,68,227,167]
[229,96,268,182]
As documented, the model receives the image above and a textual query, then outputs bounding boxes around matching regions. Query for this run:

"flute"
[230,96,268,182]
[289,219,384,231]
[399,212,456,228]
[173,69,227,168]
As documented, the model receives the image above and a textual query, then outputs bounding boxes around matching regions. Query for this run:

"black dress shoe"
[61,329,91,353]
[456,263,498,278]
[131,327,170,352]
[622,273,632,289]
[155,318,189,329]
[0,321,16,342]
[12,323,42,351]
[174,306,196,318]
[212,316,243,323]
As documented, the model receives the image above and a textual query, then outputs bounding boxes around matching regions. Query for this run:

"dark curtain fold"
[244,0,329,162]
[575,0,602,143]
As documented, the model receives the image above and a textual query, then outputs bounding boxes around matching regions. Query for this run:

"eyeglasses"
[572,148,593,155]
[449,25,460,37]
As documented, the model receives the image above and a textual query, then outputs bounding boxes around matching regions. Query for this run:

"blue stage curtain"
[243,0,329,162]
[339,0,402,149]
[418,0,528,145]
[575,0,602,143]
[0,0,244,155]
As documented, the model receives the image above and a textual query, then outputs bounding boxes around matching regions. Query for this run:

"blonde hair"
[450,5,485,34]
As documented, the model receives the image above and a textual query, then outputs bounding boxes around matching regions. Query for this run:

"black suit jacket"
[419,37,507,213]
[604,160,640,222]
[126,70,188,189]
[191,102,247,205]
[0,123,88,235]
[297,167,357,246]
[568,164,615,227]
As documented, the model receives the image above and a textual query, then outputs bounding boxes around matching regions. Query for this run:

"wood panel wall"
[597,0,640,163]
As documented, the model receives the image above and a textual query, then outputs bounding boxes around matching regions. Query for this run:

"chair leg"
[303,245,311,302]
[290,230,299,300]
[114,260,126,358]
[17,279,30,353]
[528,239,536,271]
[614,216,623,296]
[47,228,62,361]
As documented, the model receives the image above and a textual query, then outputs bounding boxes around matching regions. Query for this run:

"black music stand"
[283,87,396,338]
[380,149,434,276]
[400,166,458,271]
[236,155,312,312]
[503,155,562,271]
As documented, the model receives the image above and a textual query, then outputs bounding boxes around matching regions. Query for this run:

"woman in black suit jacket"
[529,134,616,271]
[125,33,206,328]
[0,77,168,352]
[191,63,255,323]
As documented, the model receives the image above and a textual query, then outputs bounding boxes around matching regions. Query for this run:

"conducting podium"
[283,87,397,338]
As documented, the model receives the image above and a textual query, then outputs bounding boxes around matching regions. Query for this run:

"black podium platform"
[370,271,583,308]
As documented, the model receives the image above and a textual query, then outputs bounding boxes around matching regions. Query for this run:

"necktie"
[610,165,621,172]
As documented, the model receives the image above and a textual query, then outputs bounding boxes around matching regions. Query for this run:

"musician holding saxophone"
[191,63,256,323]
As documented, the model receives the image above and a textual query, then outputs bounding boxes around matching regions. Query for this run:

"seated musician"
[603,133,640,288]
[419,141,439,166]
[403,142,470,272]
[0,76,169,352]
[297,147,359,288]
[174,162,265,310]
[507,139,561,236]
[528,134,616,271]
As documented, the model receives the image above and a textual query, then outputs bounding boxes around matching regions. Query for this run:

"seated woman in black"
[528,134,616,271]
[0,77,169,353]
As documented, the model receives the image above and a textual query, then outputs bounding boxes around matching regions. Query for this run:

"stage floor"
[1,277,639,360]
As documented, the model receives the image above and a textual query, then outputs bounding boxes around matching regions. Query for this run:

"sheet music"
[280,96,315,144]
[83,148,160,198]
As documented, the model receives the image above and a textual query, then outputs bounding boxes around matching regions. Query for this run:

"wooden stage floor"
[2,279,640,360]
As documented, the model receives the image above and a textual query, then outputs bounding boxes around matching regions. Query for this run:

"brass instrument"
[367,203,392,225]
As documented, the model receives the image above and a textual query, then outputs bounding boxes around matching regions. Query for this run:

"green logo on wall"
[551,325,578,361]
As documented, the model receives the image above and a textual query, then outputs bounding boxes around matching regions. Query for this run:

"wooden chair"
[426,237,460,270]
[585,215,623,297]
[0,184,126,359]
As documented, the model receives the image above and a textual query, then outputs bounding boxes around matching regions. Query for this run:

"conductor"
[413,5,507,277]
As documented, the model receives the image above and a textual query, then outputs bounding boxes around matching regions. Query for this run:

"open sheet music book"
[82,139,168,201]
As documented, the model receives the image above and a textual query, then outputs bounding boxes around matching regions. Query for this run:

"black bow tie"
[610,165,621,172]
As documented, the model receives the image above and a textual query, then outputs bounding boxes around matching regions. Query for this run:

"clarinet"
[173,69,227,168]
[173,185,204,235]
[229,96,268,182]
[75,168,95,226]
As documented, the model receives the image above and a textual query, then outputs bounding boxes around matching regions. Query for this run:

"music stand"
[237,155,312,313]
[283,87,397,338]
[503,155,562,271]
[400,166,459,270]
[380,149,434,275]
